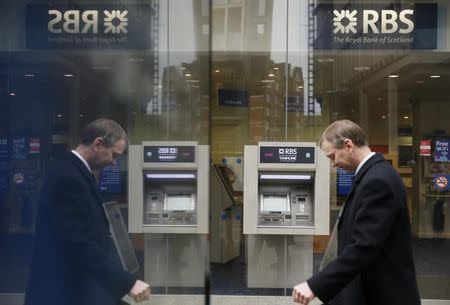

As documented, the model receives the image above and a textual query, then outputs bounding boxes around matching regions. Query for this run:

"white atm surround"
[244,142,330,235]
[128,141,209,234]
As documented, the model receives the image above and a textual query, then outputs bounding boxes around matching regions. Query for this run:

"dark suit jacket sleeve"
[307,176,402,303]
[53,175,136,298]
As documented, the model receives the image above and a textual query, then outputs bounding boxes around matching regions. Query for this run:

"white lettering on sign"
[279,148,297,155]
[48,9,127,34]
[435,141,449,152]
[334,9,414,35]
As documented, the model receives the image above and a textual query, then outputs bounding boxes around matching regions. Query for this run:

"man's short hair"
[319,119,368,149]
[80,118,127,148]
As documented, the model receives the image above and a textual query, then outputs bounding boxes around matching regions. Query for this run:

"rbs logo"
[333,9,414,34]
[279,148,297,155]
[48,10,128,34]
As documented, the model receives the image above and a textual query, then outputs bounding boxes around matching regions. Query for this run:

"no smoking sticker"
[433,174,450,191]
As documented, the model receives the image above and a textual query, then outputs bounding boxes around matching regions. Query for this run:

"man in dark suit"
[293,120,420,305]
[25,118,150,305]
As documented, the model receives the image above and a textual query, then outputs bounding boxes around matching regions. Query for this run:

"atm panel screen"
[261,195,289,212]
[165,194,194,211]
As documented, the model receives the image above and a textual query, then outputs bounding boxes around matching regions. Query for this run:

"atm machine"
[244,142,330,288]
[128,141,209,287]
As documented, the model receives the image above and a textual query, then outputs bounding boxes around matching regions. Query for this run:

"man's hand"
[128,280,150,303]
[292,281,315,305]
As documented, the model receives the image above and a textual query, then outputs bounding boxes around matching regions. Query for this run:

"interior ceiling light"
[261,79,275,83]
[404,116,409,119]
[273,67,279,70]
[9,92,16,96]
[381,115,387,119]
[24,74,35,77]
[64,74,75,77]
[92,66,109,71]
[430,75,440,78]
[318,58,335,63]
[185,73,191,77]
[215,69,220,72]
[298,85,303,89]
[268,73,275,77]
[354,66,371,71]
[388,74,399,78]
[128,57,144,63]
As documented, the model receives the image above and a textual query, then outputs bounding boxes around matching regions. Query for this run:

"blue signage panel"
[12,138,27,160]
[99,159,121,193]
[26,4,153,49]
[314,3,437,49]
[337,168,354,196]
[0,138,9,201]
[286,96,304,113]
[434,139,450,162]
[218,89,248,107]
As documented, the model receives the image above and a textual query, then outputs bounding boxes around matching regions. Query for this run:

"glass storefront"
[0,0,449,303]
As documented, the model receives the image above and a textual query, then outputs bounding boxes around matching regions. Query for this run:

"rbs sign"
[333,9,414,34]
[26,4,152,49]
[315,4,437,49]
[48,10,128,34]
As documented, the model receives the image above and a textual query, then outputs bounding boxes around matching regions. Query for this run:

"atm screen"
[261,195,290,212]
[165,194,194,211]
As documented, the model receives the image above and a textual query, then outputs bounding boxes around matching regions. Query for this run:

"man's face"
[92,138,127,170]
[321,140,357,172]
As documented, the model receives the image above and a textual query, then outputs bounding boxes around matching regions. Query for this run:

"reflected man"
[26,118,150,305]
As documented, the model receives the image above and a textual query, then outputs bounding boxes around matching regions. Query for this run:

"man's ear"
[343,138,354,150]
[92,137,104,150]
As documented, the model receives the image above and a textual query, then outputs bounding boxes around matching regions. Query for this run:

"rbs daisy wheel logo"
[333,10,357,34]
[104,10,128,34]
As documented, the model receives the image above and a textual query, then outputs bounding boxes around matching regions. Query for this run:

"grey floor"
[1,233,449,299]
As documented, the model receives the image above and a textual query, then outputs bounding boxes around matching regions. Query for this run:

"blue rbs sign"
[314,4,437,49]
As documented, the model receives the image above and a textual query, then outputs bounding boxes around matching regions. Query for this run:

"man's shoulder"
[47,153,82,178]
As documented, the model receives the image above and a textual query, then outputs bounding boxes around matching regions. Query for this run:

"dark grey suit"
[25,152,136,305]
[308,153,420,305]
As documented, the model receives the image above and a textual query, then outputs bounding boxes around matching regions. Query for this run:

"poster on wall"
[337,168,354,196]
[99,159,121,193]
[420,139,431,156]
[12,138,27,160]
[434,139,450,162]
[314,3,437,49]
